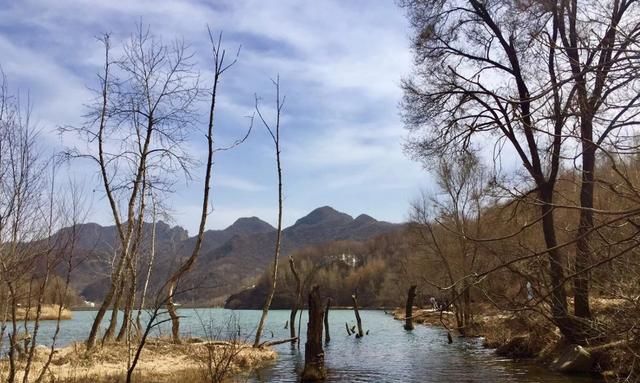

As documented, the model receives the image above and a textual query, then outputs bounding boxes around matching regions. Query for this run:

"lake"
[10,308,602,382]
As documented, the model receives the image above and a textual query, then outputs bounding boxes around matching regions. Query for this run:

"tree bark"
[116,261,136,342]
[351,291,364,338]
[404,285,417,331]
[539,185,573,339]
[118,192,147,342]
[136,198,158,333]
[575,121,595,319]
[323,298,331,343]
[102,276,124,343]
[301,285,326,382]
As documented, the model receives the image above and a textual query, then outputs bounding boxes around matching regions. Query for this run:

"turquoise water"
[7,309,601,382]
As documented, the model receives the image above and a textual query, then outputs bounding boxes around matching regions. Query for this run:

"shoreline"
[390,306,624,380]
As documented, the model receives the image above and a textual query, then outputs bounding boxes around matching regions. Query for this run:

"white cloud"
[0,0,424,232]
[215,174,267,192]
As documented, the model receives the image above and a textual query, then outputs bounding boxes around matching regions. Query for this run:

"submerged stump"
[324,297,331,343]
[404,285,417,331]
[301,285,326,381]
[351,291,364,338]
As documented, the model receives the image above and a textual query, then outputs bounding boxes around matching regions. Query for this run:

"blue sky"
[0,0,430,233]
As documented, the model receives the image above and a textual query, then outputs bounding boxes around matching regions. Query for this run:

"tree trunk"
[102,276,125,343]
[167,282,181,343]
[351,292,364,338]
[539,185,572,338]
[86,253,126,349]
[404,285,417,331]
[288,257,301,343]
[116,262,136,342]
[575,123,595,319]
[324,298,331,343]
[301,285,326,382]
[136,200,158,333]
[462,286,471,336]
[297,308,302,350]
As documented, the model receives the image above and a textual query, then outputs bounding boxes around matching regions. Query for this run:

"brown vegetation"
[0,338,275,383]
[15,305,71,321]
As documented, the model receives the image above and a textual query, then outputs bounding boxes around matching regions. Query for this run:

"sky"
[0,0,430,233]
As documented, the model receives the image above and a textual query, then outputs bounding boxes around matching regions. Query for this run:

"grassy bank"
[0,338,276,382]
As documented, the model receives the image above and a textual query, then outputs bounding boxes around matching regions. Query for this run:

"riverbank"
[393,299,633,380]
[0,338,276,382]
[15,304,72,321]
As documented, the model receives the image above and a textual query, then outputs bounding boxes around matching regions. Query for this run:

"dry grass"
[392,307,456,328]
[15,304,72,321]
[0,338,276,383]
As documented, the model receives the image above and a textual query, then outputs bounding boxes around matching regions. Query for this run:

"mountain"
[226,217,275,236]
[59,206,403,305]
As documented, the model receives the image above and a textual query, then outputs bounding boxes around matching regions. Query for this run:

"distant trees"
[409,152,488,334]
[234,236,411,310]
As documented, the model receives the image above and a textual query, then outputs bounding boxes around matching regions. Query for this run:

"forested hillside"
[50,206,401,306]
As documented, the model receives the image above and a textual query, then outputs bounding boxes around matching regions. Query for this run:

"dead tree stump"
[301,285,326,381]
[289,256,302,344]
[351,291,364,338]
[324,297,331,343]
[404,285,417,331]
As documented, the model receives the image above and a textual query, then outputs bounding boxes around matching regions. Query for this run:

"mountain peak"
[225,217,275,236]
[354,214,376,224]
[294,206,353,226]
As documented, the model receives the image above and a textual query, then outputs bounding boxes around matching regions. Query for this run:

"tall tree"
[554,0,640,318]
[164,29,243,344]
[253,76,285,348]
[400,0,573,338]
[400,0,640,341]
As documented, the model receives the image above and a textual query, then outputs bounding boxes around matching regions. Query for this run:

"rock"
[550,344,593,373]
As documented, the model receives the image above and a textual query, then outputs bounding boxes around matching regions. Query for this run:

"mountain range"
[61,206,403,305]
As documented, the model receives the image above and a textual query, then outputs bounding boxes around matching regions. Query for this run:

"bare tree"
[163,29,244,344]
[0,72,88,383]
[62,25,201,349]
[552,0,640,319]
[253,76,285,348]
[397,0,640,341]
[409,152,487,334]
